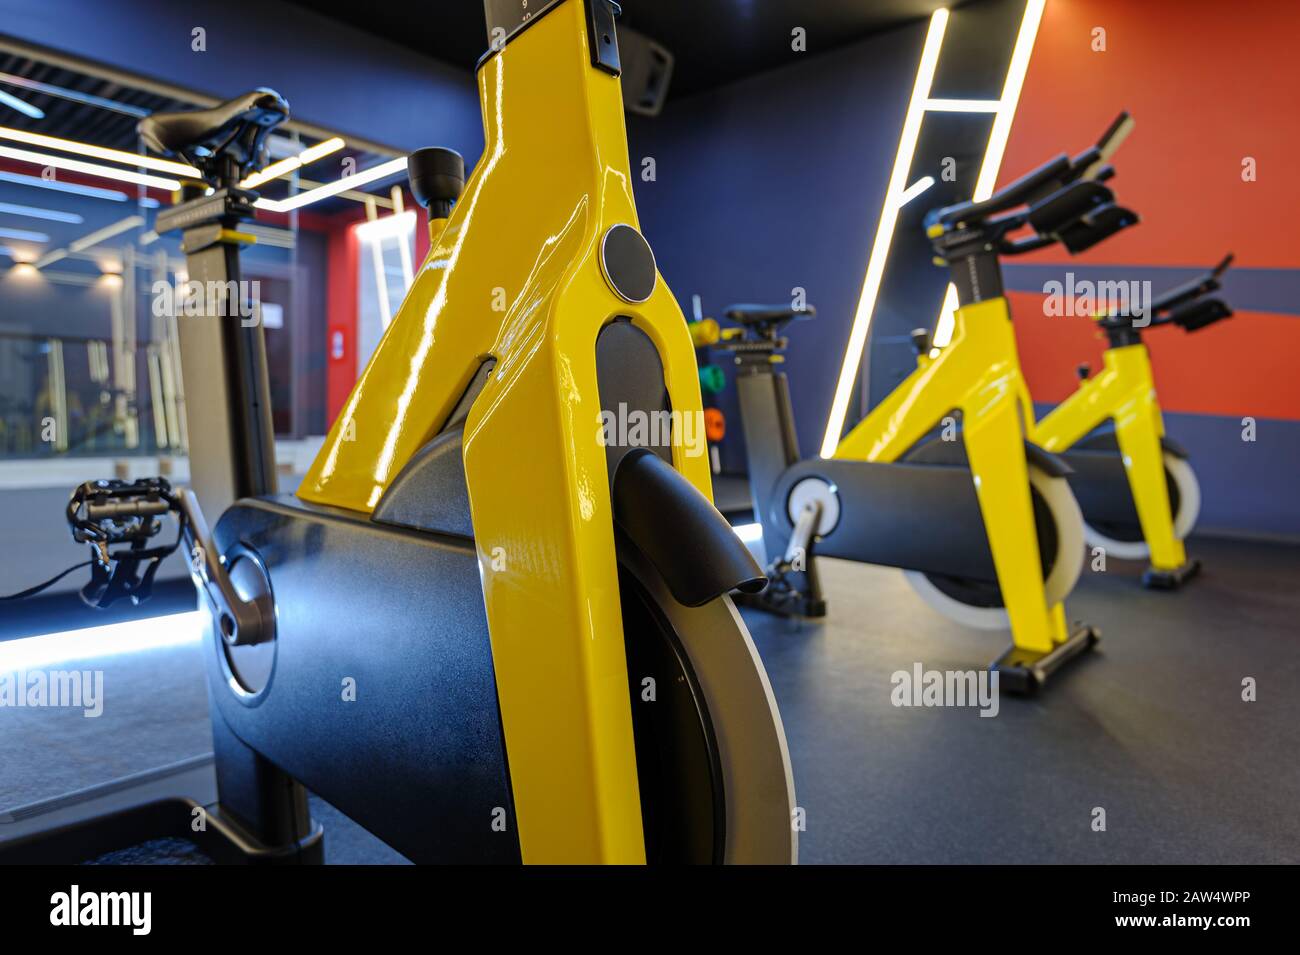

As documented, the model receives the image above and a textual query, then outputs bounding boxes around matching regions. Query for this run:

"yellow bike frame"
[297,0,708,863]
[1029,341,1186,570]
[835,295,1071,659]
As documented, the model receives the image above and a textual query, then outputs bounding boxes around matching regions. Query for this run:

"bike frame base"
[992,623,1100,696]
[1141,558,1201,591]
[0,755,323,865]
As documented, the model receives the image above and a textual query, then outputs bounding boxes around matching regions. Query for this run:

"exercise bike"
[0,0,796,865]
[716,119,1139,693]
[1026,256,1235,587]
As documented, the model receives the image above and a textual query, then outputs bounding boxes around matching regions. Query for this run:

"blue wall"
[628,20,928,472]
[0,0,485,159]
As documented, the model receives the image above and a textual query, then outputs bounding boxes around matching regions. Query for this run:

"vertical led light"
[932,0,1046,349]
[820,9,950,458]
[820,0,1047,452]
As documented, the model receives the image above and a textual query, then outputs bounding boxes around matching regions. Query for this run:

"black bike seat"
[139,88,289,180]
[724,304,817,326]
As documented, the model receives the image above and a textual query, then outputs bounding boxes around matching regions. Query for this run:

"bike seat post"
[144,97,285,514]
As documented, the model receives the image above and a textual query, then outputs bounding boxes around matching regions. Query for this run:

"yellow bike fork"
[837,298,1074,659]
[1033,344,1187,570]
[297,0,715,863]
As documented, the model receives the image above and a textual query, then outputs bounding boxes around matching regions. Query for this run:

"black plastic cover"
[612,449,765,607]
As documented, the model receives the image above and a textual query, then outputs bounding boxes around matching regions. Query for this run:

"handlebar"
[926,112,1135,247]
[1149,253,1234,315]
[1094,254,1236,335]
[926,154,1071,230]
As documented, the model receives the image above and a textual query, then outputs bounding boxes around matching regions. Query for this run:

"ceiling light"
[0,226,50,243]
[256,156,407,213]
[0,89,44,119]
[0,145,181,191]
[34,215,144,269]
[0,72,147,117]
[240,136,346,189]
[0,126,198,177]
[0,201,84,224]
[0,170,130,201]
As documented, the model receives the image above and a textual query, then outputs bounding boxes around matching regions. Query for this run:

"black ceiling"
[289,0,950,98]
[0,53,181,152]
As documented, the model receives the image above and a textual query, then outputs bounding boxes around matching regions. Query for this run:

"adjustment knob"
[910,327,932,356]
[407,147,465,217]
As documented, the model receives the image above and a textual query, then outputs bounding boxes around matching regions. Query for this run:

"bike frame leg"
[1112,401,1187,571]
[208,710,317,854]
[172,210,316,859]
[962,397,1057,655]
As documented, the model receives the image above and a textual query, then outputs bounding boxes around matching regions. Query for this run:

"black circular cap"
[600,224,657,304]
[407,147,465,209]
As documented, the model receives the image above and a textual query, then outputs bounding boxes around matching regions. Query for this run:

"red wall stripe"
[1001,0,1300,420]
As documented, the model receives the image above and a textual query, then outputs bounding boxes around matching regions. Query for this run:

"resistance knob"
[408,147,465,219]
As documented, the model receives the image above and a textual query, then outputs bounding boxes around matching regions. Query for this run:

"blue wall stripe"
[1004,264,1300,317]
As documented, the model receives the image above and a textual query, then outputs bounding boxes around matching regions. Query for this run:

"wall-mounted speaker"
[618,25,674,116]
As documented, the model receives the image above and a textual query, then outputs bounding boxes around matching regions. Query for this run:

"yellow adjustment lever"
[218,229,258,246]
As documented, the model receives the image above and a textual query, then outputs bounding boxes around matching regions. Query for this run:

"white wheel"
[1082,451,1201,560]
[903,465,1085,631]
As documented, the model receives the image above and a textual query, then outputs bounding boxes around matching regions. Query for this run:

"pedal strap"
[79,536,182,609]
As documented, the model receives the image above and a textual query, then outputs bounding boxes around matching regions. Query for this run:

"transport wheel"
[617,536,798,864]
[902,464,1085,631]
[1082,452,1200,560]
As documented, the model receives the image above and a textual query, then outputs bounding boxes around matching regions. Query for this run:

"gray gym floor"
[1,535,1296,864]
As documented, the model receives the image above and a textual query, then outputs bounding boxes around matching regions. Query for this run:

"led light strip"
[0,130,397,217]
[35,215,144,269]
[0,145,180,191]
[1,127,361,205]
[0,226,49,243]
[819,0,1046,456]
[0,125,198,177]
[819,8,950,458]
[0,169,138,202]
[240,135,346,189]
[932,0,1046,349]
[0,89,44,119]
[0,200,84,223]
[0,611,204,673]
[255,156,407,213]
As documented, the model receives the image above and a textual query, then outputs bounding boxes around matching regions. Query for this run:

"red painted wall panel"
[1002,0,1300,419]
